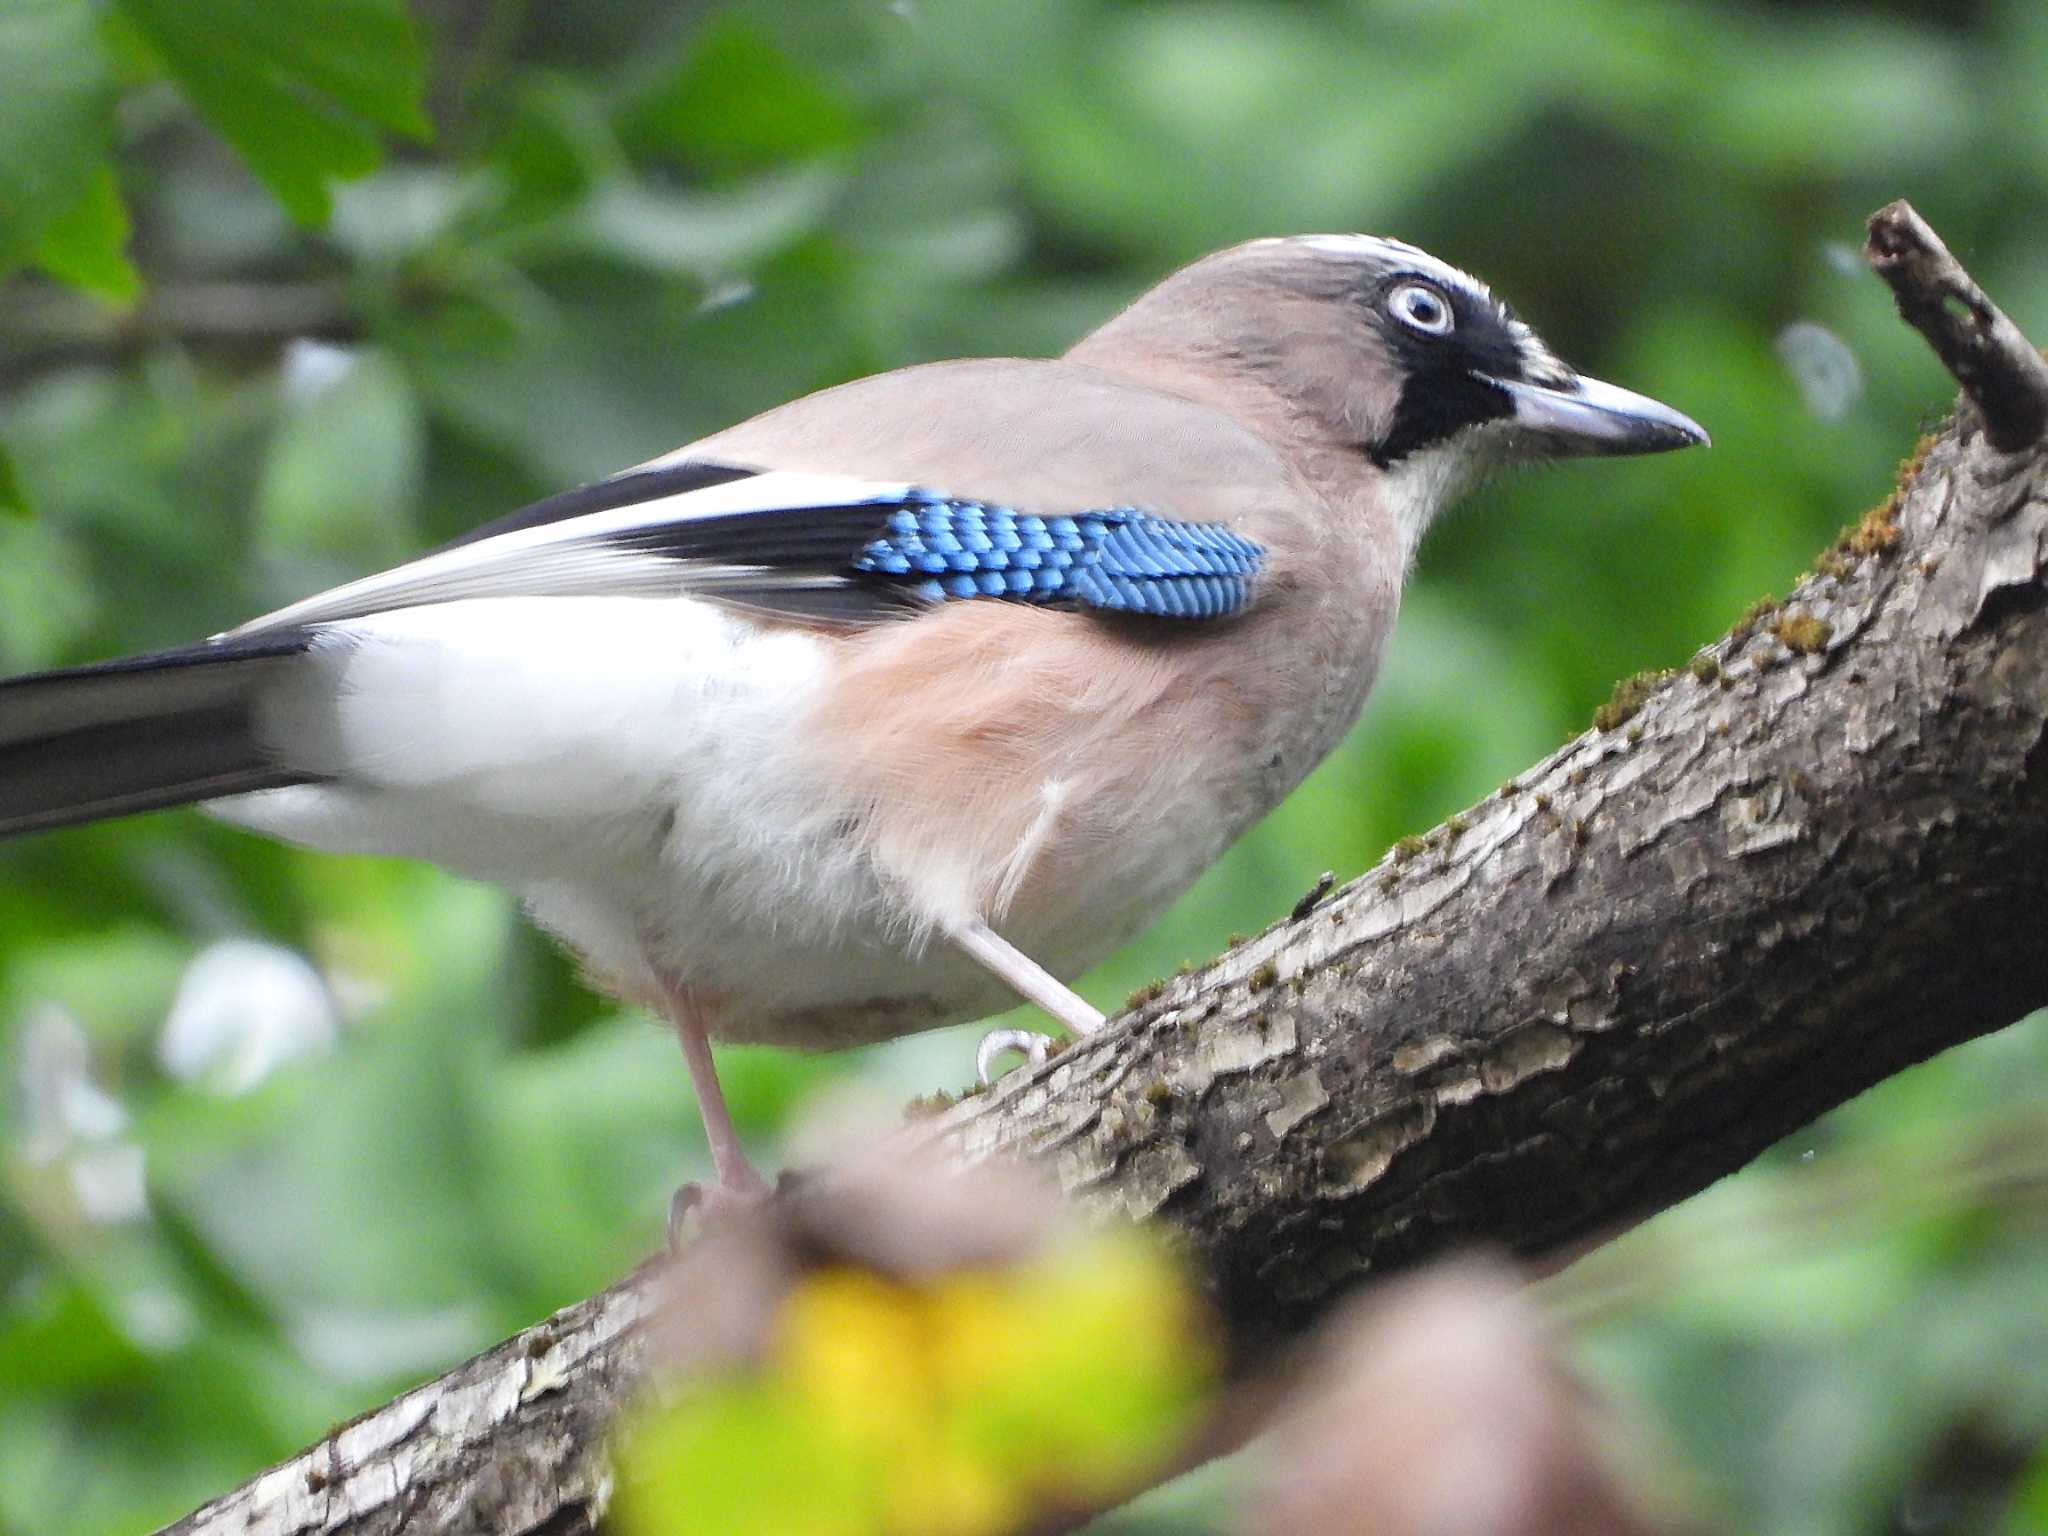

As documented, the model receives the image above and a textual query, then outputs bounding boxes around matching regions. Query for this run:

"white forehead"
[1292,233,1444,265]
[1237,233,1485,301]
[1284,234,1492,297]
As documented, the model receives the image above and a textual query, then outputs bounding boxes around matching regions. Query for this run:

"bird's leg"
[945,917,1105,1085]
[659,980,769,1242]
[947,916,1105,1033]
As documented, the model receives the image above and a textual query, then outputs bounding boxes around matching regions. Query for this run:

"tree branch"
[155,200,2048,1536]
[1865,199,2048,451]
[0,279,357,384]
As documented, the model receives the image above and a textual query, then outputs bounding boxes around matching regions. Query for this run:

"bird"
[0,235,1705,1211]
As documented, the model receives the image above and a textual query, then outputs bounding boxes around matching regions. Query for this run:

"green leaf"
[625,15,866,176]
[0,1276,145,1395]
[116,0,430,225]
[35,160,140,301]
[0,0,120,278]
[567,165,844,277]
[0,445,26,522]
[2010,1446,2048,1536]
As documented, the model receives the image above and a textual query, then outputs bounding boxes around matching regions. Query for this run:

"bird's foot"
[667,1166,772,1249]
[976,1026,1054,1086]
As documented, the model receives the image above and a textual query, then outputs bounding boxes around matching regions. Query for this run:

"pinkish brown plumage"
[0,235,1707,1202]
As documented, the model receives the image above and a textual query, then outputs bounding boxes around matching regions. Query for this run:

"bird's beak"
[1481,370,1710,457]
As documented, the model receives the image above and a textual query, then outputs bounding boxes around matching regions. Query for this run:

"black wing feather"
[434,459,760,552]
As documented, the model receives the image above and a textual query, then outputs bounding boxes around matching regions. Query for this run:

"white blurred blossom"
[279,337,356,401]
[14,1004,148,1225]
[157,939,339,1095]
[1777,320,1863,422]
[17,1003,128,1161]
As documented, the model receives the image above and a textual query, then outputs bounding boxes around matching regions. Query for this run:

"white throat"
[1378,442,1481,573]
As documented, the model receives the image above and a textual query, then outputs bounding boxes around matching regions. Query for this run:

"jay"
[0,236,1705,1206]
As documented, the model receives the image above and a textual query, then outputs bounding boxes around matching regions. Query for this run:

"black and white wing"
[229,459,1266,636]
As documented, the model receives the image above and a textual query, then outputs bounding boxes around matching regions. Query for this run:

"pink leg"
[659,982,769,1208]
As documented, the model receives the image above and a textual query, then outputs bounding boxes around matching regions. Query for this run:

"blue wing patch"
[852,498,1264,620]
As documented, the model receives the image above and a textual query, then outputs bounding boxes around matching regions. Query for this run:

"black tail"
[0,634,319,836]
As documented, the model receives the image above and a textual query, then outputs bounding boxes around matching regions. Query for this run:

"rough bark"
[156,202,2048,1536]
[159,1270,661,1536]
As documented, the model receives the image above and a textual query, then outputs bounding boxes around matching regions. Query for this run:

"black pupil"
[1406,289,1442,326]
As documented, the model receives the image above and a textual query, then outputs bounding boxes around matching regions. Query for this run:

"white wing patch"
[227,469,914,638]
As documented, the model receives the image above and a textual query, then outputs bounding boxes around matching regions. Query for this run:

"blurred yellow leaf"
[778,1268,932,1437]
[615,1231,1212,1536]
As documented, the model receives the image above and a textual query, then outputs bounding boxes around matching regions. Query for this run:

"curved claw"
[666,1182,702,1251]
[976,1027,1053,1086]
[666,1176,772,1249]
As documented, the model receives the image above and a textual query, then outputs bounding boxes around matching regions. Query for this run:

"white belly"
[212,596,1236,1046]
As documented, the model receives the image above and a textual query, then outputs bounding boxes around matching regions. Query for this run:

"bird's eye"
[1389,281,1454,336]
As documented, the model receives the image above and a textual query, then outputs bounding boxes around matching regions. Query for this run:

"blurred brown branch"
[0,280,356,382]
[156,200,2048,1536]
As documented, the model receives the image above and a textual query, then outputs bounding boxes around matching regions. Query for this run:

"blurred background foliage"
[1,0,2046,1531]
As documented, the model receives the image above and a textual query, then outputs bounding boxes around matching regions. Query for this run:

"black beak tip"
[1662,417,1712,452]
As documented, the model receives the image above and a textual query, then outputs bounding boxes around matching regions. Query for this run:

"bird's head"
[1070,233,1707,557]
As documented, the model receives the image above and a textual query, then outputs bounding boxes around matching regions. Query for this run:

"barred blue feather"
[853,498,1264,620]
